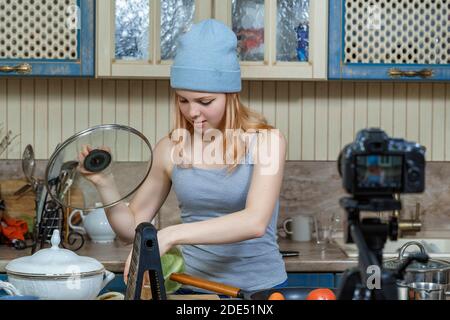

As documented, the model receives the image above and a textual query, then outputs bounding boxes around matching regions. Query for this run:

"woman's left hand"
[156,227,176,256]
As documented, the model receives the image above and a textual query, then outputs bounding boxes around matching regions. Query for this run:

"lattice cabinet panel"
[329,0,450,80]
[0,0,94,77]
[344,0,449,65]
[0,0,78,60]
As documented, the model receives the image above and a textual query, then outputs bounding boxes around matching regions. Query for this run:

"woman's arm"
[94,136,173,243]
[157,130,286,254]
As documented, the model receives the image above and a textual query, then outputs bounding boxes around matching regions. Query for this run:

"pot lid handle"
[398,241,426,259]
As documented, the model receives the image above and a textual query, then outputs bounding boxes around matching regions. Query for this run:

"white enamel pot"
[3,230,115,300]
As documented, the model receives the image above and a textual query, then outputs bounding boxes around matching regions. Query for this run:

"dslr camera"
[338,128,426,196]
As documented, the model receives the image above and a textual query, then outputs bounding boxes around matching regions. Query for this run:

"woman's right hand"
[77,144,113,187]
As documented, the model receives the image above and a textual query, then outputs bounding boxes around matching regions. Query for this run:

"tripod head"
[337,195,414,300]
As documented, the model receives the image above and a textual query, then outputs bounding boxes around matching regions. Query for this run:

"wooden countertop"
[0,239,357,274]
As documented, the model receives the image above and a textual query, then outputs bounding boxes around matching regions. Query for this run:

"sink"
[333,237,450,259]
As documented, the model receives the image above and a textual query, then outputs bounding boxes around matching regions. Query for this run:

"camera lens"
[408,168,420,182]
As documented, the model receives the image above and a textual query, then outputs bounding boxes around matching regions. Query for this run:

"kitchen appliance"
[2,229,115,300]
[384,241,450,292]
[124,222,166,300]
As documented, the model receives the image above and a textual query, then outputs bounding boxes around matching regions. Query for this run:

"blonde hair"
[169,91,274,173]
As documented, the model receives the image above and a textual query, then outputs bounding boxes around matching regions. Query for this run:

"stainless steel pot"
[384,241,450,299]
[407,282,447,300]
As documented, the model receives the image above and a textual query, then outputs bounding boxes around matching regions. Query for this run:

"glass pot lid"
[44,124,153,211]
[383,241,450,272]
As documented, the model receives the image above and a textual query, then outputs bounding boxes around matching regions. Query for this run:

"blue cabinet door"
[0,0,94,77]
[286,273,335,288]
[328,0,450,81]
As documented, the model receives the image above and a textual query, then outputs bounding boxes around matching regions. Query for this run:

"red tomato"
[268,292,286,300]
[306,288,336,300]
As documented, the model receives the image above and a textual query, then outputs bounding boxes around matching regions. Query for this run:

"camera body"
[338,128,426,196]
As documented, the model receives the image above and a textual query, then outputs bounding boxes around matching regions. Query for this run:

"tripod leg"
[337,268,365,300]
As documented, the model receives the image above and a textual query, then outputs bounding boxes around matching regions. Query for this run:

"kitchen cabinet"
[97,0,214,78]
[329,0,450,80]
[0,0,95,77]
[214,0,328,80]
[97,0,328,80]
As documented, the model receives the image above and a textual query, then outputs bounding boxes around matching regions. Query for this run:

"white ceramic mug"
[282,215,312,242]
[68,207,116,243]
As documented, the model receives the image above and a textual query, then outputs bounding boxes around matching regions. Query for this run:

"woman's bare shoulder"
[153,135,177,178]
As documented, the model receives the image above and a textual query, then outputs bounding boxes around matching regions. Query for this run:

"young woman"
[79,19,287,291]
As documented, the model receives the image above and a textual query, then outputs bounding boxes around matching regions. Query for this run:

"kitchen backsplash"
[1,160,450,233]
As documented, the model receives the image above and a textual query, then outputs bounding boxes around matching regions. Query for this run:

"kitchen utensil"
[169,272,336,300]
[282,215,312,242]
[280,250,300,257]
[4,229,115,300]
[125,223,166,300]
[44,124,153,211]
[68,206,116,243]
[407,282,448,300]
[384,241,450,289]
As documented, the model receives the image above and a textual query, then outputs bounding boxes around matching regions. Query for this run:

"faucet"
[393,194,423,237]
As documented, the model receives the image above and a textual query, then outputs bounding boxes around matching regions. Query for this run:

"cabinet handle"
[389,68,433,79]
[0,63,32,74]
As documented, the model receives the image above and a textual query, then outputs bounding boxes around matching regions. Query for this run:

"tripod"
[337,195,415,300]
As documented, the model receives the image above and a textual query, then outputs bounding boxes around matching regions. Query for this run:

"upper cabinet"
[329,0,450,80]
[214,0,328,80]
[0,0,95,77]
[97,0,213,78]
[97,0,328,80]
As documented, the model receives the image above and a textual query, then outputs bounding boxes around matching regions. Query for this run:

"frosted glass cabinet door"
[97,0,212,78]
[276,0,310,62]
[329,0,450,80]
[232,0,265,62]
[115,0,150,61]
[0,0,94,77]
[214,0,327,80]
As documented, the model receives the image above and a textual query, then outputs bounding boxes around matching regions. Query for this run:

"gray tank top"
[171,138,287,291]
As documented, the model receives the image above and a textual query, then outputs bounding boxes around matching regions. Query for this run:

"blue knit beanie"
[170,19,241,93]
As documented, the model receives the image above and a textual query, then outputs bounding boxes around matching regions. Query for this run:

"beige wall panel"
[288,82,302,160]
[354,82,368,135]
[315,82,328,160]
[380,83,394,136]
[341,82,354,147]
[34,80,48,159]
[0,79,6,159]
[432,84,446,161]
[328,81,341,161]
[263,81,276,127]
[129,80,143,161]
[276,82,289,159]
[61,79,76,141]
[446,84,450,161]
[302,82,315,160]
[102,80,116,124]
[115,80,130,161]
[48,79,62,155]
[406,83,420,142]
[156,81,170,143]
[419,83,433,161]
[75,79,89,133]
[89,80,103,127]
[249,82,263,115]
[7,80,21,158]
[21,79,34,155]
[143,81,157,148]
[393,83,407,138]
[367,83,381,128]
